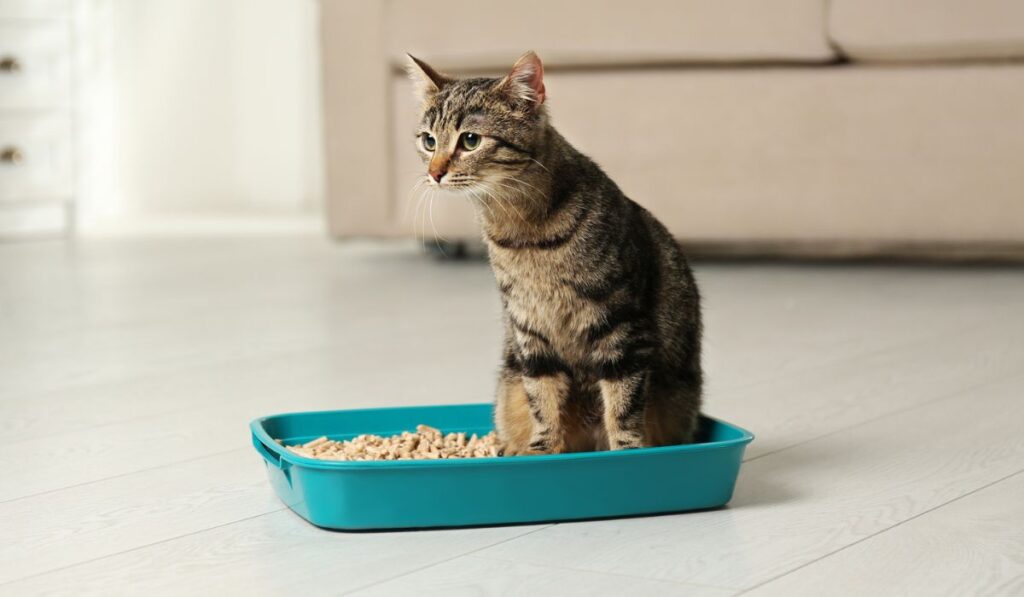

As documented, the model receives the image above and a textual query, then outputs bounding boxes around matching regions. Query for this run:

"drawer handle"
[0,56,21,73]
[1,147,24,165]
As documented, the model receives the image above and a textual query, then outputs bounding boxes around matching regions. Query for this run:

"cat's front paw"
[498,443,535,457]
[499,441,565,457]
[502,447,549,457]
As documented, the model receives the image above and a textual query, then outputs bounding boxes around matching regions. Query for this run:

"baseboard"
[403,237,1024,264]
[680,239,1024,263]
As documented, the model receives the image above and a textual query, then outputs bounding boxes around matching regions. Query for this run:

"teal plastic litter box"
[250,403,753,530]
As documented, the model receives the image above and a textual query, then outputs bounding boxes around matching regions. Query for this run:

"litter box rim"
[250,403,754,471]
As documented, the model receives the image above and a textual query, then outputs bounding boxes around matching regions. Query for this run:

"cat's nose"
[428,156,449,183]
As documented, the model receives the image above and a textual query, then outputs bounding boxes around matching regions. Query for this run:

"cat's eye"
[459,132,481,151]
[421,133,436,152]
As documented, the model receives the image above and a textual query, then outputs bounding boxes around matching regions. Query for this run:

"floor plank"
[473,373,1024,590]
[745,471,1024,596]
[0,449,275,584]
[0,512,548,595]
[0,321,503,447]
[349,555,737,597]
[3,238,1023,595]
[0,239,499,400]
[1,408,253,502]
[712,314,1024,459]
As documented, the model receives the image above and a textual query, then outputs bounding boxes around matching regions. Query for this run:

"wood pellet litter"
[279,424,499,461]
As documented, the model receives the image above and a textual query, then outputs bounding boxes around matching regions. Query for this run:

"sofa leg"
[427,240,469,260]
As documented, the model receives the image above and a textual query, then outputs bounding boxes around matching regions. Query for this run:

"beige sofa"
[321,0,1024,259]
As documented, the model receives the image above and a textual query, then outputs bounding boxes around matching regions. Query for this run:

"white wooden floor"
[1,237,1022,596]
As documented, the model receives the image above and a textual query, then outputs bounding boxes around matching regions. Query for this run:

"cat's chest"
[493,259,598,361]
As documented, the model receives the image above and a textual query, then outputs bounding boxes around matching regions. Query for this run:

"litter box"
[250,403,753,530]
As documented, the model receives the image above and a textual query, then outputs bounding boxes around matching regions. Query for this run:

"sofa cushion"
[387,0,834,69]
[830,0,1024,61]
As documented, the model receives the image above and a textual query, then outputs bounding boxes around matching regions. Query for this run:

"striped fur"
[409,52,702,454]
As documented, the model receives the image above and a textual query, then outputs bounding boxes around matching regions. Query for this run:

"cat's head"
[407,52,548,194]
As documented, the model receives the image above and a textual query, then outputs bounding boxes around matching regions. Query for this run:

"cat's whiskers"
[486,178,543,218]
[416,182,437,250]
[466,186,497,222]
[444,176,508,223]
[414,190,427,249]
[403,176,429,223]
[427,186,450,256]
[409,182,423,238]
[407,179,432,247]
[479,181,530,226]
[500,175,547,201]
[528,157,552,175]
[485,179,539,222]
[481,184,517,223]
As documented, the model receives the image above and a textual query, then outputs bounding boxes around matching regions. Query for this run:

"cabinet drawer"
[0,113,72,201]
[0,20,72,109]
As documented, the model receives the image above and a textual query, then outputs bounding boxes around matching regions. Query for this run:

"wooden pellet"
[280,426,500,461]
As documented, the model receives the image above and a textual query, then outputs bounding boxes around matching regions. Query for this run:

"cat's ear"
[501,51,546,107]
[406,54,450,100]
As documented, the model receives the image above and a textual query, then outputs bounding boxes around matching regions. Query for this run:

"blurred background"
[3,2,1024,593]
[2,0,323,237]
[3,0,1023,256]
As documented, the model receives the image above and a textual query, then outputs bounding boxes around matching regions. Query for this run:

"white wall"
[77,0,324,232]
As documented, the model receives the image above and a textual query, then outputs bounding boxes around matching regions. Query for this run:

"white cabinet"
[0,0,73,239]
[0,114,73,201]
[0,20,72,110]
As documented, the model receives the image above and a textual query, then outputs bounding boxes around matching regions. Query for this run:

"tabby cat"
[408,52,703,454]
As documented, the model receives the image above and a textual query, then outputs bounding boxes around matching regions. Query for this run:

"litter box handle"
[253,434,288,470]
